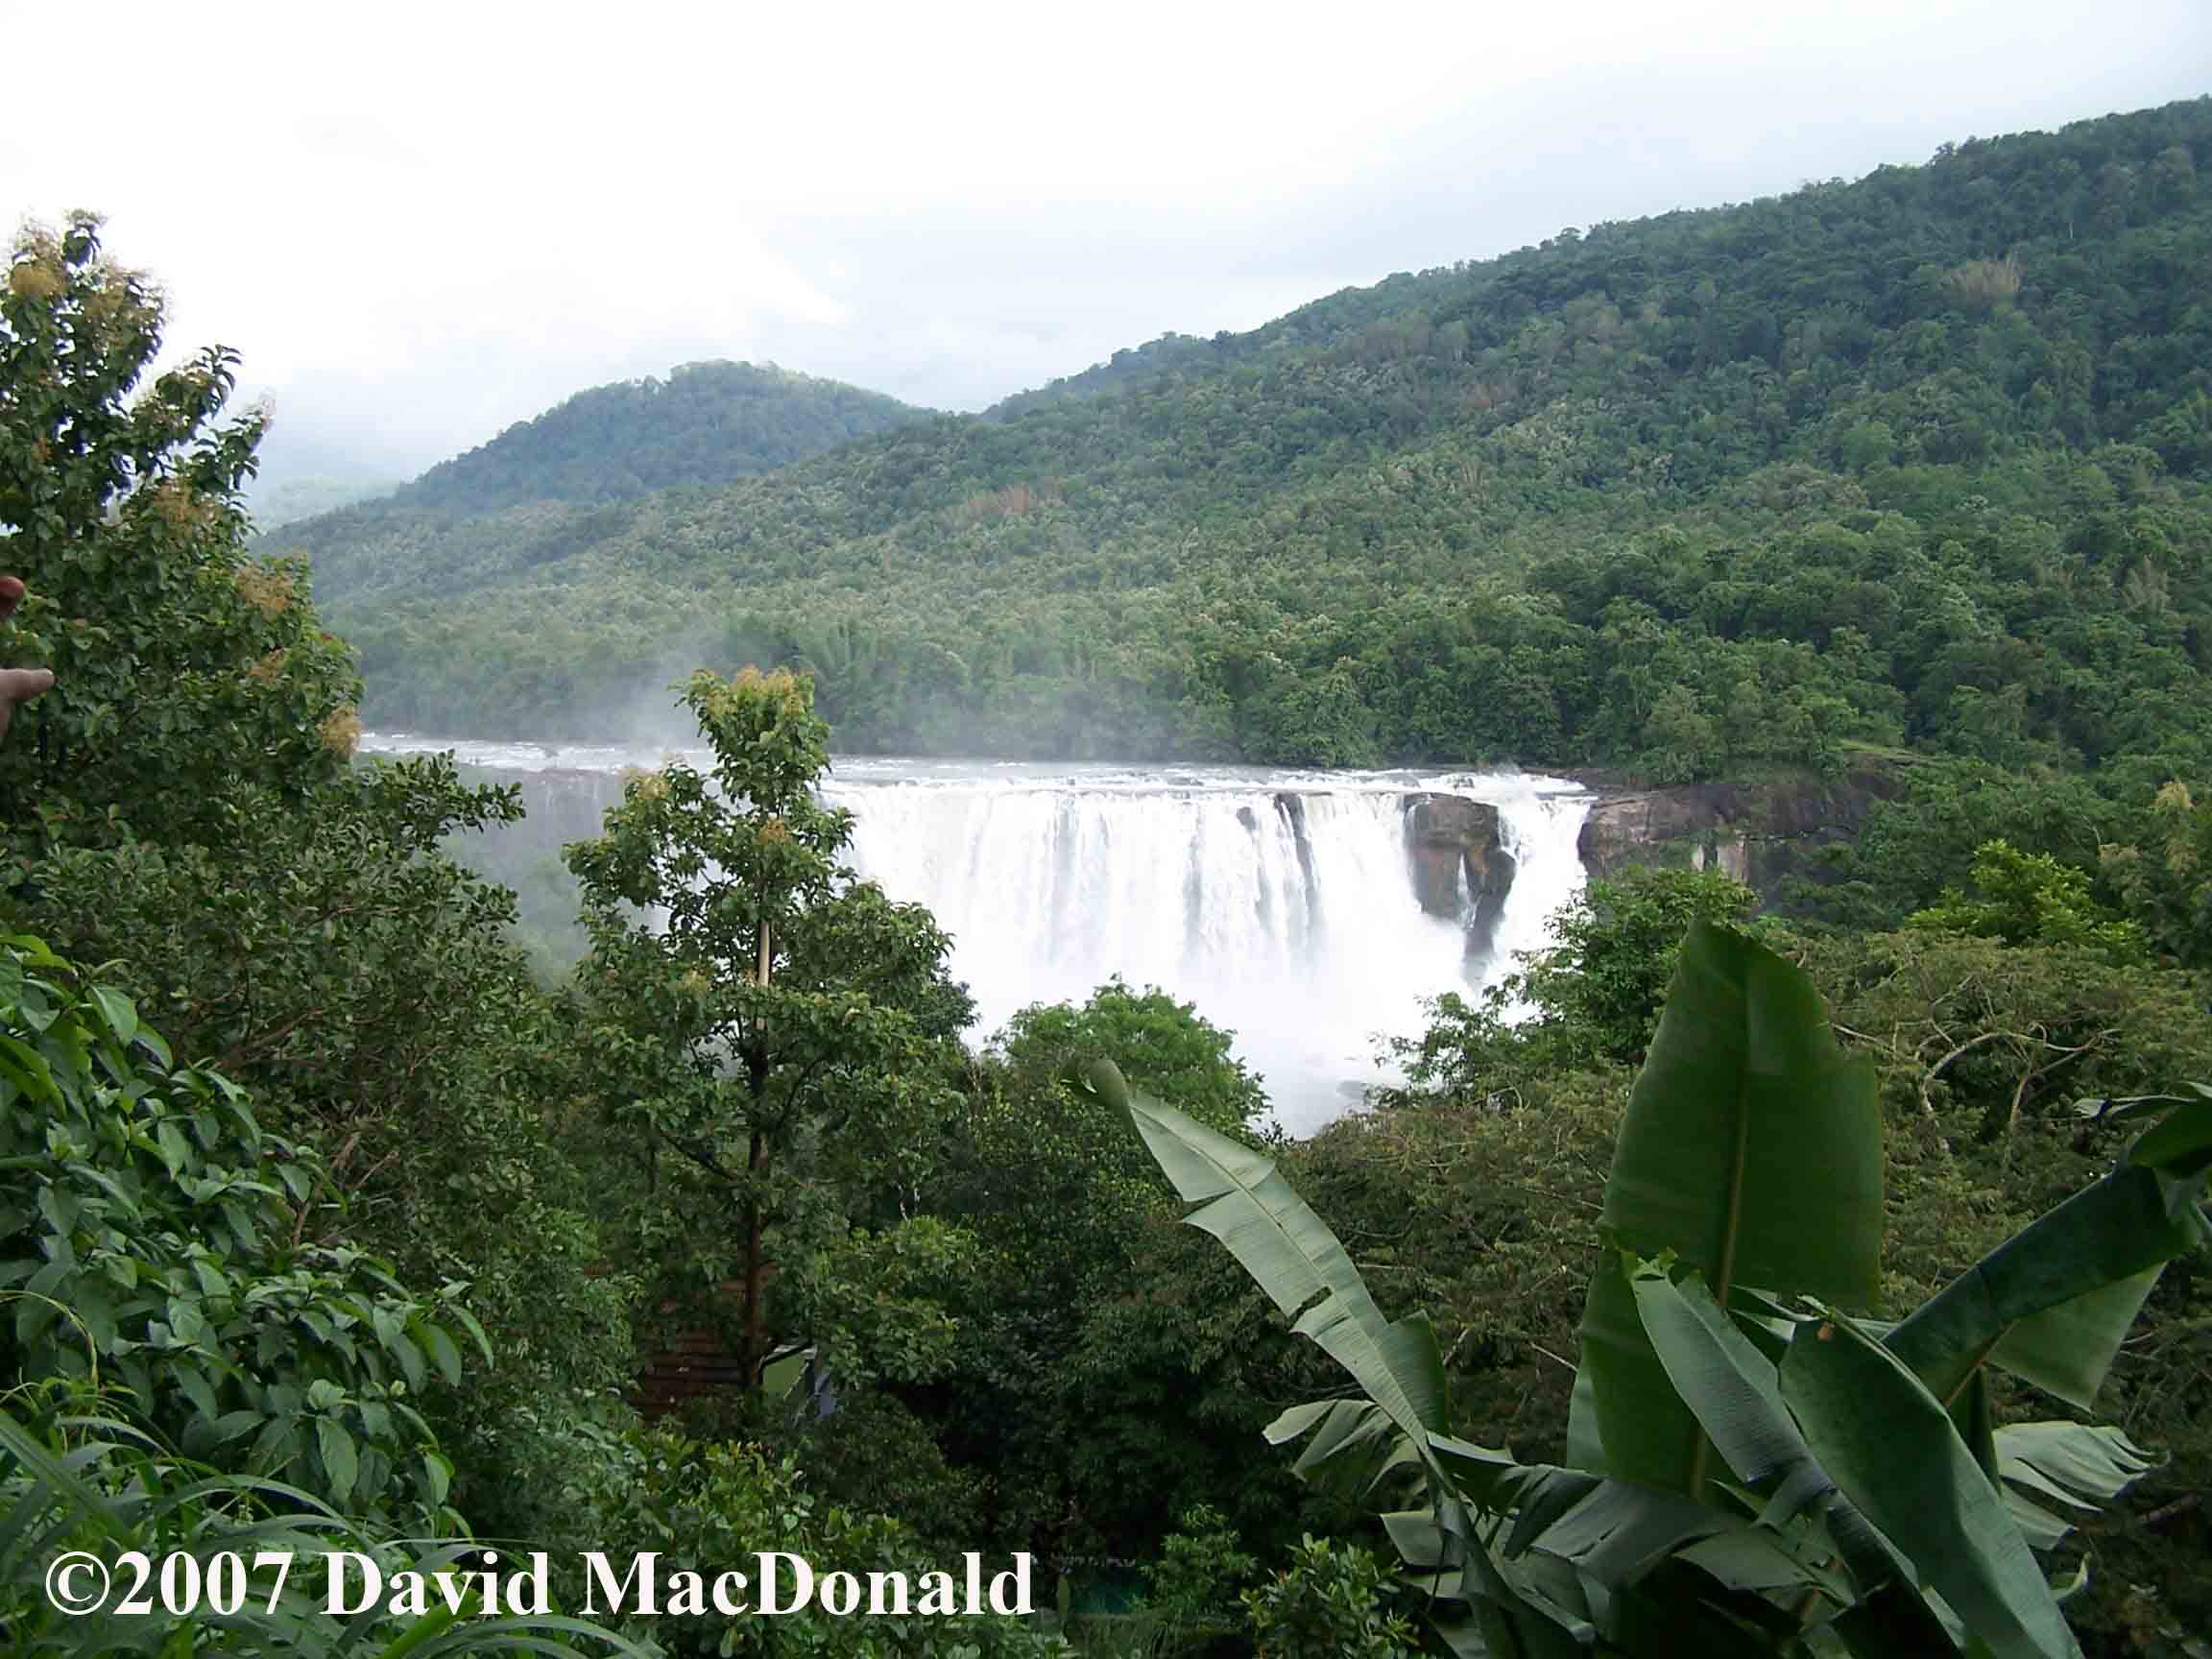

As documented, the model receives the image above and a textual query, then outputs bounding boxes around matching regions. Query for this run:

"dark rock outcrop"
[1403,793,1517,956]
[1575,768,1903,902]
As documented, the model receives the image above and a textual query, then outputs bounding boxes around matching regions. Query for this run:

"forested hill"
[284,99,2212,782]
[270,360,928,543]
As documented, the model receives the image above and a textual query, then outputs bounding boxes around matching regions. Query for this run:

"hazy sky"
[6,0,2208,485]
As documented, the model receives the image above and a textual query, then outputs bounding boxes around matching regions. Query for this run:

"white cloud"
[6,0,2207,478]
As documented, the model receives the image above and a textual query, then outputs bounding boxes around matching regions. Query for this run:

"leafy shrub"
[0,935,479,1529]
[1240,1538,1415,1659]
[555,1425,1072,1657]
[1133,1503,1258,1654]
[0,1390,636,1655]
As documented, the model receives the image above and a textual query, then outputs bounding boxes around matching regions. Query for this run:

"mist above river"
[366,737,1590,1133]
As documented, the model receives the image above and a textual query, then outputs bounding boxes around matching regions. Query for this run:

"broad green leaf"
[1512,1475,1729,1587]
[1581,926,1878,1494]
[1563,1362,1607,1474]
[1625,1262,1794,1493]
[317,1417,358,1503]
[1992,1421,2159,1551]
[1090,1060,1447,1439]
[1887,1152,2209,1408]
[1624,1263,1906,1599]
[1098,1060,1571,1657]
[760,1350,808,1398]
[176,1362,222,1425]
[421,1449,452,1508]
[445,1301,493,1363]
[388,1331,426,1391]
[423,1322,464,1387]
[1580,1259,1705,1492]
[1984,1267,2164,1412]
[1597,924,1883,1305]
[209,1408,264,1445]
[1782,1311,2080,1659]
[1677,1528,1847,1598]
[87,985,137,1046]
[132,1024,172,1070]
[1383,1507,1449,1568]
[2127,1096,2212,1174]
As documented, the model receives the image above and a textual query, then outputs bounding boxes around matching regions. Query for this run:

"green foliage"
[3,211,632,1543]
[22,765,639,1535]
[789,1390,989,1557]
[993,980,1270,1139]
[0,1394,638,1655]
[296,361,925,528]
[1238,1538,1415,1659]
[1577,925,1884,1495]
[17,105,2212,1659]
[276,102,2212,787]
[785,1217,973,1391]
[2102,780,2212,966]
[1511,869,1764,1067]
[0,936,473,1528]
[1,213,359,870]
[552,1425,1070,1658]
[885,984,1305,1566]
[1113,925,2210,1655]
[1134,1504,1259,1651]
[565,667,974,1385]
[1908,838,2145,959]
[962,978,1271,1306]
[1788,760,2129,933]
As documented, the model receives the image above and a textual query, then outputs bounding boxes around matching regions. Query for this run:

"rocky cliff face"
[1402,793,1517,956]
[1575,768,1901,902]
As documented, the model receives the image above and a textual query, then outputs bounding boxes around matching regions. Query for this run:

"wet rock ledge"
[1575,767,1903,902]
[1402,793,1516,957]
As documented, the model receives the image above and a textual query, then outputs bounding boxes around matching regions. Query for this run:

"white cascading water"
[363,739,1590,1134]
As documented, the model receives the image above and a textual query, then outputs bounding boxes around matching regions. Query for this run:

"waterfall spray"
[365,738,1590,1133]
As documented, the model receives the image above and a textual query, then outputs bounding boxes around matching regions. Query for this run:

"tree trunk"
[739,1125,769,1386]
[739,918,774,1387]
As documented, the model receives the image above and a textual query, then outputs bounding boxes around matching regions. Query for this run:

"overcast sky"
[6,0,2208,486]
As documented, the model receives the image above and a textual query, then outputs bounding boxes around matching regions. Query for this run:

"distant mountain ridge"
[280,99,2212,783]
[380,360,930,518]
[273,359,931,662]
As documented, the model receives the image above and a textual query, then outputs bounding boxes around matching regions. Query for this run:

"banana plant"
[1088,922,2210,1657]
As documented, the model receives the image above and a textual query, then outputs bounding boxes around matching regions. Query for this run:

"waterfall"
[1481,781,1594,1012]
[364,738,1590,1133]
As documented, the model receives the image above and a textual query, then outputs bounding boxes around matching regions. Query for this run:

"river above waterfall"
[364,735,1591,1133]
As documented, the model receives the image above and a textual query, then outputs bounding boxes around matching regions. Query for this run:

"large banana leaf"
[1993,1422,2159,1551]
[1886,1096,2212,1409]
[1597,924,1884,1303]
[1087,1060,1576,1657]
[1781,1311,2082,1659]
[1579,925,1881,1493]
[1082,1058,1448,1441]
[1097,1061,1695,1657]
[1624,1264,1902,1594]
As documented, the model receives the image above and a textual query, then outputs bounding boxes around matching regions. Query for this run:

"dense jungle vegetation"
[278,102,2212,792]
[2,100,2210,1659]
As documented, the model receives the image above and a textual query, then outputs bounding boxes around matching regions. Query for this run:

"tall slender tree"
[566,666,973,1386]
